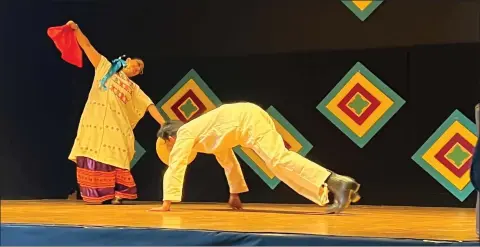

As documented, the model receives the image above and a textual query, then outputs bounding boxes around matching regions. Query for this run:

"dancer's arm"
[158,132,196,211]
[132,85,165,126]
[147,105,165,125]
[214,149,248,210]
[67,20,101,68]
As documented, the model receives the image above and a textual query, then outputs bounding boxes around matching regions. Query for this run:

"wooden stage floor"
[1,200,478,242]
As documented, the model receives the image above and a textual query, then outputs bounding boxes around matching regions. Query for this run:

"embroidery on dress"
[109,74,134,104]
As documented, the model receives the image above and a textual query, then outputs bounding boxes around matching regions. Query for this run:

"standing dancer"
[65,20,164,204]
[152,102,361,214]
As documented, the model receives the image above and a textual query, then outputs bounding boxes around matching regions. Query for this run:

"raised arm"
[67,21,101,68]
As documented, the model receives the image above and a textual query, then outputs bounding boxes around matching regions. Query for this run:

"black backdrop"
[1,0,479,207]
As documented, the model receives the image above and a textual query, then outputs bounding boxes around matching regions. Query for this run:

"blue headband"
[99,55,127,91]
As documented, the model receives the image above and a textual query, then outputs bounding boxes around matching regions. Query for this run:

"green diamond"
[348,94,369,115]
[446,144,470,167]
[180,99,198,119]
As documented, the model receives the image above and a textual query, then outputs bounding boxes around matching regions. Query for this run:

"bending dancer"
[65,20,164,204]
[152,102,360,214]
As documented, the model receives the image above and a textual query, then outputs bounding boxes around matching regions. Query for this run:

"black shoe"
[325,173,360,214]
[326,191,361,212]
[101,199,113,205]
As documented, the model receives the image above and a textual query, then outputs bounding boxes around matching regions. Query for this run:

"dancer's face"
[123,58,144,78]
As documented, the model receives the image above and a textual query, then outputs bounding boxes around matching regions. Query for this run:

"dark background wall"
[1,0,479,207]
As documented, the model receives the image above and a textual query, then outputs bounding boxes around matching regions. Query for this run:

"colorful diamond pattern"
[411,110,477,201]
[156,69,222,122]
[317,62,405,148]
[233,106,313,189]
[340,0,384,21]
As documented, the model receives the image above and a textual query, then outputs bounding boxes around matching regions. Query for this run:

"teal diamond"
[131,140,146,168]
[316,62,406,148]
[411,110,476,202]
[340,0,384,22]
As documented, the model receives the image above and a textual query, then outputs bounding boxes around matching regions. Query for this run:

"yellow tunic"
[68,56,154,170]
[163,102,331,206]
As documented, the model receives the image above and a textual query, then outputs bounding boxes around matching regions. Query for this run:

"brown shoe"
[325,173,360,214]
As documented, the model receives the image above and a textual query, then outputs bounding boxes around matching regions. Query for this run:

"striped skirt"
[76,156,137,203]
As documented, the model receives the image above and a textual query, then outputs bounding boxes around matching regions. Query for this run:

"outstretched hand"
[228,194,243,210]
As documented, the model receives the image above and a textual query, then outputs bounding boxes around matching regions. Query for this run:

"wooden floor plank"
[1,200,477,241]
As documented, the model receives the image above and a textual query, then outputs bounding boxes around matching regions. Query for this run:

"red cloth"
[47,24,83,68]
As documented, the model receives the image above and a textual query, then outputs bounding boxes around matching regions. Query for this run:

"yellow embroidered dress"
[69,56,153,203]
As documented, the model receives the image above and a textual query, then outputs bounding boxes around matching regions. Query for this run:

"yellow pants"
[245,105,332,206]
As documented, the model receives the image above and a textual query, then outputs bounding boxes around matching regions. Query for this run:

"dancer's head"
[157,120,185,150]
[122,57,144,77]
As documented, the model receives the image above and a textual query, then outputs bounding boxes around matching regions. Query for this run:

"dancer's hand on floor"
[228,194,243,210]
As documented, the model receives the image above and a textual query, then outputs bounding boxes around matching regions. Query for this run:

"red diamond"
[337,83,381,125]
[171,90,207,122]
[434,133,474,177]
